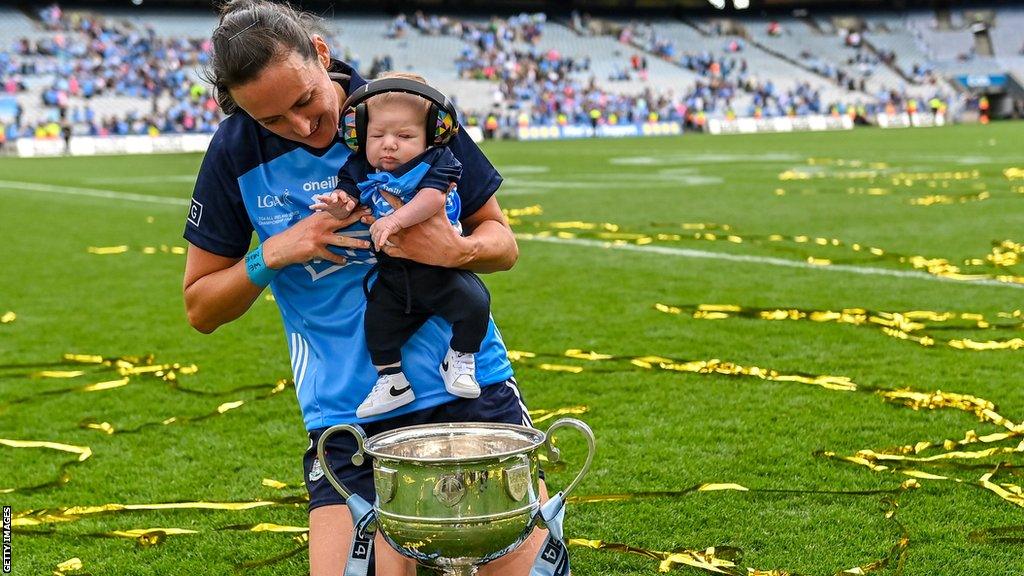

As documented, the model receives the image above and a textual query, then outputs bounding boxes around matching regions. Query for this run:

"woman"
[182,2,547,575]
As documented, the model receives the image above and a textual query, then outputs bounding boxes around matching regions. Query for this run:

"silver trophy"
[316,419,595,575]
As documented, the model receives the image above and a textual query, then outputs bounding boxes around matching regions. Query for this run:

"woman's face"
[229,36,342,149]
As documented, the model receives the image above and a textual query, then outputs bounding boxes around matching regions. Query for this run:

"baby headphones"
[341,77,459,153]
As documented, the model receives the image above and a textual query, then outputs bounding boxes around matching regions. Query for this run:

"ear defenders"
[341,77,459,153]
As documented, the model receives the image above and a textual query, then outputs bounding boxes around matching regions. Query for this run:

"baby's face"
[365,102,428,172]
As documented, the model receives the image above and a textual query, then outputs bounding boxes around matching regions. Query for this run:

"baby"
[311,73,490,419]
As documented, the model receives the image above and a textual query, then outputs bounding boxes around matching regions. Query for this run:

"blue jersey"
[183,60,514,430]
[339,147,464,231]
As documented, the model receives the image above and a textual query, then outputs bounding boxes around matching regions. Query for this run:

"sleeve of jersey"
[336,156,364,198]
[182,132,253,258]
[446,128,502,218]
[418,148,463,192]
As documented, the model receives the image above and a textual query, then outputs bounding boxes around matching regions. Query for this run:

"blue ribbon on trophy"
[343,493,377,576]
[531,492,571,576]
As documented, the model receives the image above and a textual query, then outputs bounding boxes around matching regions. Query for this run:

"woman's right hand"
[262,207,373,268]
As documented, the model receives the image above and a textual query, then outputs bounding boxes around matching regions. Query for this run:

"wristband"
[244,244,279,287]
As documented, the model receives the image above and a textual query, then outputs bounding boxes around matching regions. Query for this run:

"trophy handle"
[542,418,595,499]
[316,424,368,501]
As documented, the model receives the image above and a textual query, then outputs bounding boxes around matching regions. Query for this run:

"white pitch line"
[84,175,198,185]
[518,234,1024,290]
[0,179,189,207]
[3,177,1015,291]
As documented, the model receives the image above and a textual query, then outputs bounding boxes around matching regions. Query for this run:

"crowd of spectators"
[0,4,980,145]
[389,11,545,45]
[2,3,223,141]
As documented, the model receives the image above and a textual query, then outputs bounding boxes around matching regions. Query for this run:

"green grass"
[2,122,1024,575]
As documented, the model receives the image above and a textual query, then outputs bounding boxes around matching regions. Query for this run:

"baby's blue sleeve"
[337,155,365,198]
[418,147,462,191]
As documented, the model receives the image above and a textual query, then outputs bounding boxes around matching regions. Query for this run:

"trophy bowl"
[317,418,595,575]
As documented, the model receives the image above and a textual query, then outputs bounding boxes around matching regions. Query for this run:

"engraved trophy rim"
[363,421,547,464]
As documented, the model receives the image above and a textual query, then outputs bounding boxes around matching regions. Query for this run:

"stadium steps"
[677,18,711,38]
[738,19,871,96]
[801,14,826,34]
[989,8,1024,58]
[860,37,917,85]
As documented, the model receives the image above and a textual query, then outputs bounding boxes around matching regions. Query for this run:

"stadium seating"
[1,4,1021,143]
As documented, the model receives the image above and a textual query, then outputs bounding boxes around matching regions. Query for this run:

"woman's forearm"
[184,257,263,334]
[459,217,519,273]
[184,210,371,334]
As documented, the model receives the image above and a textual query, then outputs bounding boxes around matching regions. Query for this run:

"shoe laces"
[370,373,397,396]
[451,352,474,374]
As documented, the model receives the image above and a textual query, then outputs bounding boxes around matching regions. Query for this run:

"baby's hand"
[370,215,403,249]
[309,190,356,219]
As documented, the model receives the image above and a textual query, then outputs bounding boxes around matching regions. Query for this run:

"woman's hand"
[262,206,372,268]
[371,190,472,268]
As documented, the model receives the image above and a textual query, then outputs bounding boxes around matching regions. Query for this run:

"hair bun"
[217,0,257,19]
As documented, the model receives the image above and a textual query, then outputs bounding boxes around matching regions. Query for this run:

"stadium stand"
[1,3,1021,149]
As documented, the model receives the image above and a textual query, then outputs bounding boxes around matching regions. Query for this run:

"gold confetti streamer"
[502,204,543,218]
[64,354,104,364]
[221,523,310,533]
[698,483,749,492]
[909,191,990,206]
[564,349,614,361]
[510,207,1024,286]
[506,350,537,361]
[86,246,129,254]
[77,382,288,435]
[104,528,198,546]
[877,389,1015,429]
[508,348,857,392]
[87,245,185,256]
[979,471,1024,508]
[82,378,130,392]
[529,405,589,424]
[667,303,1024,351]
[569,483,903,506]
[0,439,93,462]
[537,363,585,374]
[0,439,92,494]
[54,557,85,574]
[37,370,86,378]
[11,498,308,527]
[570,539,740,574]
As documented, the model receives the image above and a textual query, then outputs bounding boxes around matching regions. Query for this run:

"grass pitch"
[2,122,1024,575]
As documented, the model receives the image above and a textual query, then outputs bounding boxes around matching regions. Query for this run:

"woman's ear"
[311,34,330,69]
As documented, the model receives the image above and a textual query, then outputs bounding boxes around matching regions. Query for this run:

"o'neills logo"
[303,175,339,192]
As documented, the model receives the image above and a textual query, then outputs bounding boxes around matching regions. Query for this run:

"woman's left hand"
[369,190,471,268]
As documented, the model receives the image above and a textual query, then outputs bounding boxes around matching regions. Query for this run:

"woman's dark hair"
[203,0,327,115]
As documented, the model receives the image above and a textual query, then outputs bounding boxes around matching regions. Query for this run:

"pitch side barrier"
[15,133,215,157]
[874,112,946,129]
[12,128,488,158]
[516,121,683,141]
[707,115,853,135]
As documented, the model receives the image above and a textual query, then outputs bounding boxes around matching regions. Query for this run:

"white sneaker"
[356,372,415,418]
[439,348,481,399]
